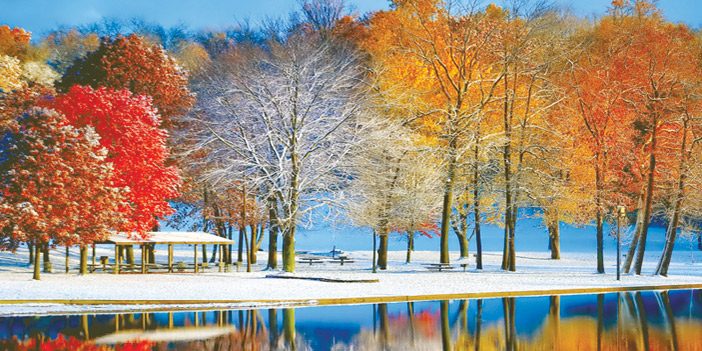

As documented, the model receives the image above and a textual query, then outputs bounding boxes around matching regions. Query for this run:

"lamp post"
[616,206,626,281]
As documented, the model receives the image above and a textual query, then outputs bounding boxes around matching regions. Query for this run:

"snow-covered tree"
[346,116,442,269]
[184,33,367,272]
[0,108,129,280]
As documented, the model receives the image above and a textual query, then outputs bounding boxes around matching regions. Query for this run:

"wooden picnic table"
[298,257,324,265]
[424,263,455,272]
[330,256,354,265]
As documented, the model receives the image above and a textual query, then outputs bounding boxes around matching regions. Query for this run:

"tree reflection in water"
[3,289,702,351]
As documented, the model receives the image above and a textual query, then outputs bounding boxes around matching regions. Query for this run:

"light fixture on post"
[616,206,626,281]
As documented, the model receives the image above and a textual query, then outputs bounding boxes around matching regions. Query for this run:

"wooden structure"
[95,232,235,274]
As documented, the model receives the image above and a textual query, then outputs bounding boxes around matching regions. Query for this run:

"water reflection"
[2,289,702,350]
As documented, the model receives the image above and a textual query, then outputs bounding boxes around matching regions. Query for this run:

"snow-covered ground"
[0,235,701,316]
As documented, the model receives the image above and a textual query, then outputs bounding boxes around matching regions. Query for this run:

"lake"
[1,289,700,350]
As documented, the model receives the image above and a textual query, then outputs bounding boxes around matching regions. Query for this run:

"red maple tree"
[0,107,129,279]
[45,85,182,237]
[56,34,193,127]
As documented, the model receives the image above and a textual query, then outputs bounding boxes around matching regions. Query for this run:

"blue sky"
[1,0,700,39]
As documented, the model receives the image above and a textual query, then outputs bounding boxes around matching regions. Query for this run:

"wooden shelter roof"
[98,231,235,246]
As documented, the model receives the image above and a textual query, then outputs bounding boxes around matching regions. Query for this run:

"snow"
[1,237,701,316]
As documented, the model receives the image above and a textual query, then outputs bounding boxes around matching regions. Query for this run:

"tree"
[187,33,366,273]
[0,55,22,91]
[557,4,644,273]
[0,25,31,61]
[361,0,507,266]
[0,108,128,279]
[40,29,100,74]
[57,34,193,127]
[612,1,699,275]
[45,86,181,236]
[653,36,702,275]
[346,117,442,269]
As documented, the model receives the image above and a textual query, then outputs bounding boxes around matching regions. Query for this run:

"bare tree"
[346,116,442,269]
[184,33,367,273]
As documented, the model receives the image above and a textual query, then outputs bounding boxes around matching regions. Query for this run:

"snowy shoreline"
[1,245,702,315]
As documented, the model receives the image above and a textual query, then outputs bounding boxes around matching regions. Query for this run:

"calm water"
[1,289,702,350]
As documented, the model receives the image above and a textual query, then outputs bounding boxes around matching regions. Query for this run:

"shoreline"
[3,282,702,317]
[2,248,702,315]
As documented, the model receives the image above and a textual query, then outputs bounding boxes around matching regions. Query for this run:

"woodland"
[1,0,701,280]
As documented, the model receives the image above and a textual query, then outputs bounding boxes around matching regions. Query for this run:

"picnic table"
[424,263,455,272]
[298,257,325,265]
[330,256,354,265]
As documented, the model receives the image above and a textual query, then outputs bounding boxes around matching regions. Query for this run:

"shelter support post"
[194,244,198,273]
[141,245,146,274]
[113,245,120,274]
[168,244,173,273]
[219,244,223,272]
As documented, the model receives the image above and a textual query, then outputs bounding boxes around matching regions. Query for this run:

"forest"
[1,0,701,279]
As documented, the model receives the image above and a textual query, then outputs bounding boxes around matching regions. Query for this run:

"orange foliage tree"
[360,0,506,265]
[0,25,31,61]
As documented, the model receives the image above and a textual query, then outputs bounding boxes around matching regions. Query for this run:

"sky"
[1,0,700,39]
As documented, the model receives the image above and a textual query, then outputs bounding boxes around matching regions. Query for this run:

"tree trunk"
[502,158,515,271]
[377,226,389,270]
[474,157,483,270]
[440,301,451,351]
[282,228,296,273]
[475,299,483,350]
[634,129,658,275]
[243,225,252,273]
[634,292,651,351]
[623,193,645,273]
[267,197,279,270]
[406,231,413,264]
[249,224,257,264]
[65,246,70,273]
[595,165,605,273]
[283,308,296,351]
[453,211,469,258]
[548,215,560,260]
[508,210,516,272]
[28,243,34,264]
[597,294,604,351]
[42,244,52,273]
[80,246,88,275]
[655,118,688,276]
[502,72,515,272]
[126,245,135,265]
[503,297,517,351]
[473,183,483,269]
[33,243,41,280]
[596,205,604,273]
[268,309,278,350]
[440,151,457,265]
[227,222,233,264]
[378,304,390,350]
[209,244,218,263]
[238,227,245,263]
